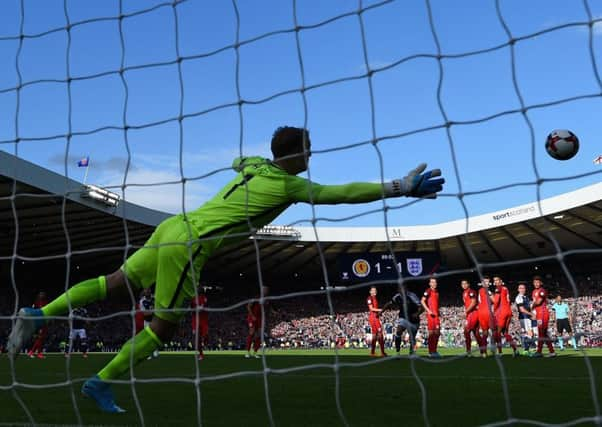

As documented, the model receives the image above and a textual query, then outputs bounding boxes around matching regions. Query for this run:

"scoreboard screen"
[338,252,440,282]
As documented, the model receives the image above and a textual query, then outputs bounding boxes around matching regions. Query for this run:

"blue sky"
[0,0,601,227]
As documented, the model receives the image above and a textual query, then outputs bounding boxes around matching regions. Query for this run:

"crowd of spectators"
[1,274,601,353]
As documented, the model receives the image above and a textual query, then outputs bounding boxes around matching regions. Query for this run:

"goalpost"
[1,0,601,426]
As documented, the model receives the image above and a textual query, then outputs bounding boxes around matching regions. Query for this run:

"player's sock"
[546,339,555,354]
[558,338,564,350]
[478,334,487,353]
[31,337,41,354]
[97,326,162,381]
[481,335,489,354]
[493,331,501,353]
[253,337,261,352]
[504,334,516,351]
[42,277,107,318]
[464,330,471,353]
[570,336,577,349]
[378,335,385,355]
[394,334,401,353]
[478,334,486,353]
[427,334,435,353]
[521,336,528,351]
[370,335,377,354]
[245,335,253,352]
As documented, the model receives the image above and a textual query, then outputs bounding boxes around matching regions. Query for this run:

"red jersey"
[32,298,48,309]
[191,295,208,329]
[532,287,548,312]
[248,301,263,321]
[462,288,477,315]
[422,288,439,316]
[494,285,512,314]
[477,287,492,314]
[367,295,380,320]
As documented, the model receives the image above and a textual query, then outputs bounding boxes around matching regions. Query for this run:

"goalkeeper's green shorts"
[121,215,208,324]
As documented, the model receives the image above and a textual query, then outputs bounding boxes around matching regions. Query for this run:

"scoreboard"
[338,252,440,282]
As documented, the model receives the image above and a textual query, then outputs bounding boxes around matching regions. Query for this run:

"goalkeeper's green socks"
[41,276,107,317]
[98,327,162,381]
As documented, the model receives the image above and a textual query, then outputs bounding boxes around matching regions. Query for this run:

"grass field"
[1,349,601,427]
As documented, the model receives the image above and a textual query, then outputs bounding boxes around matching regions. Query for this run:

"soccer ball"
[545,129,579,161]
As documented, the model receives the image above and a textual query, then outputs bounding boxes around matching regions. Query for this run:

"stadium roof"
[0,150,167,270]
[1,150,601,285]
[210,182,602,281]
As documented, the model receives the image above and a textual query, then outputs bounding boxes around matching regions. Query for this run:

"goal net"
[1,0,601,426]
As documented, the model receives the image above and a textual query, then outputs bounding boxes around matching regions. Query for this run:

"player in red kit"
[28,292,48,359]
[531,276,556,358]
[134,300,145,334]
[477,276,494,357]
[245,286,269,359]
[421,278,441,358]
[491,276,518,356]
[461,280,482,356]
[367,287,386,357]
[191,289,209,361]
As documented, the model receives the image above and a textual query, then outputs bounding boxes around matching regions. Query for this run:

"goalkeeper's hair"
[271,126,310,159]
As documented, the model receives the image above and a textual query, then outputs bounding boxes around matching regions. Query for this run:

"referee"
[551,295,578,350]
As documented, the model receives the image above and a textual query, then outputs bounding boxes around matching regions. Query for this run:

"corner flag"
[77,156,90,167]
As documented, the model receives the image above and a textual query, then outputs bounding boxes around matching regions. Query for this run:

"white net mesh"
[1,0,602,426]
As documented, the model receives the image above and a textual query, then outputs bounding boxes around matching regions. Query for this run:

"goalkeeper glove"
[385,163,445,199]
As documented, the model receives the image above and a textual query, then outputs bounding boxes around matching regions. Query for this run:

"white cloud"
[98,167,215,214]
[93,141,271,213]
[68,139,273,214]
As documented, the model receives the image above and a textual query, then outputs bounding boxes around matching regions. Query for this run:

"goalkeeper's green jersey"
[183,156,385,253]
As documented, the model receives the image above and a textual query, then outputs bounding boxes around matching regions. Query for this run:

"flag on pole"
[593,155,602,165]
[77,156,90,167]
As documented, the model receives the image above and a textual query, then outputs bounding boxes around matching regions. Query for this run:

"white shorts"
[69,329,87,340]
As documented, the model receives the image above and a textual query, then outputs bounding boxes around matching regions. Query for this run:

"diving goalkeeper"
[7,126,445,413]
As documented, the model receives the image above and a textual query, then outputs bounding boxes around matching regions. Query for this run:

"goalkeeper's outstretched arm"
[270,126,445,203]
[288,163,445,205]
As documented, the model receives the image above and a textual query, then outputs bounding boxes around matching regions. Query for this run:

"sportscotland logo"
[406,258,423,277]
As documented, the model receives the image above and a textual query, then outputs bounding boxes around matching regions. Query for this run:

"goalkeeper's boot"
[82,375,125,413]
[7,308,45,358]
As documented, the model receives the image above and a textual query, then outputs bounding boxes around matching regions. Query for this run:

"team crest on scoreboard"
[406,258,423,276]
[351,258,371,278]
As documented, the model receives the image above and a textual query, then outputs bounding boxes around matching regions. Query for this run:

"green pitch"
[1,349,601,426]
